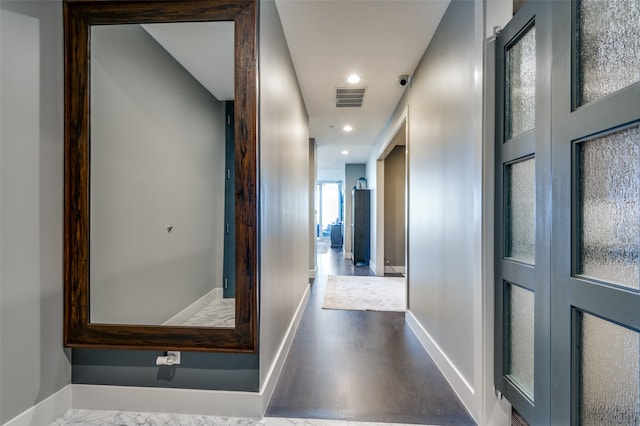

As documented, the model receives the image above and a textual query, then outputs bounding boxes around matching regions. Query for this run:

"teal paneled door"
[550,0,640,423]
[495,3,552,423]
[496,0,640,423]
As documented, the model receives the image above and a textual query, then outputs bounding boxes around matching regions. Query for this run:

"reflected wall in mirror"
[64,0,257,352]
[89,22,235,327]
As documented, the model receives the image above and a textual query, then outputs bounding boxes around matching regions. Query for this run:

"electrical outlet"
[156,350,181,366]
[167,351,181,364]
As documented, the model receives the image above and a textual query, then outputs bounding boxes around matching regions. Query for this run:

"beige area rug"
[322,274,406,312]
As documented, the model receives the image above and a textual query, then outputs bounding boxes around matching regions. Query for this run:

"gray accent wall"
[0,1,71,422]
[259,0,310,389]
[72,349,259,391]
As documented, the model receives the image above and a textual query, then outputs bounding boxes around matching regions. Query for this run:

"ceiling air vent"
[336,87,365,107]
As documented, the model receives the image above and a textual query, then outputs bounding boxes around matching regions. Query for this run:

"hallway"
[266,248,475,425]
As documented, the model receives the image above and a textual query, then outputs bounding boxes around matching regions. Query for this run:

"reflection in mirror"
[89,22,236,327]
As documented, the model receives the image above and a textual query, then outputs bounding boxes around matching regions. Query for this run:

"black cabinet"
[351,189,370,265]
[330,223,343,248]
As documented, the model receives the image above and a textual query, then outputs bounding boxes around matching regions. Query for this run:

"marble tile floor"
[49,409,435,426]
[181,298,235,328]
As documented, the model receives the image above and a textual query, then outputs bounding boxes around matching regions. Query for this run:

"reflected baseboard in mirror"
[163,289,235,328]
[64,0,258,352]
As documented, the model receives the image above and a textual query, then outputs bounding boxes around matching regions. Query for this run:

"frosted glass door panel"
[576,0,640,106]
[577,125,640,290]
[506,283,535,400]
[505,25,536,140]
[506,158,536,264]
[580,312,640,425]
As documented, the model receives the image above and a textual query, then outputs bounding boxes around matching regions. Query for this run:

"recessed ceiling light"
[347,74,360,84]
[341,150,349,155]
[343,125,353,132]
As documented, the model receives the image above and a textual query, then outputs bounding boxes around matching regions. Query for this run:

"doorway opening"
[372,111,409,318]
[383,142,406,275]
[377,112,408,279]
[316,181,344,254]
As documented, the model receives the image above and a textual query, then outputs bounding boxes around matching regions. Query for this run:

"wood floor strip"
[265,248,476,425]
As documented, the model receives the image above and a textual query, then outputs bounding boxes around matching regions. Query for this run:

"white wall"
[89,25,226,325]
[0,0,71,422]
[483,3,513,424]
[309,139,317,278]
[366,0,511,423]
[259,0,311,390]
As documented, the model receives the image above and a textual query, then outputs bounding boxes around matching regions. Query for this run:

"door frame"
[494,2,552,423]
[376,107,409,279]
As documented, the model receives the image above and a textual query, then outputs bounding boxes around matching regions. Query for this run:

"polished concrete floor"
[265,247,476,425]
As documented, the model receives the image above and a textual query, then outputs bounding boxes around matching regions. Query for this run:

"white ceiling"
[142,22,235,101]
[275,0,450,181]
[143,1,451,182]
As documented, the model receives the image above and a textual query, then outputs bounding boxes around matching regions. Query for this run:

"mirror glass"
[89,22,236,327]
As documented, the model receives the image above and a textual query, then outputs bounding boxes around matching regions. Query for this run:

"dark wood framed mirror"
[64,0,258,352]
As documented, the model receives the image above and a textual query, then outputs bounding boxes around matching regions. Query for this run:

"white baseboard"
[259,283,310,414]
[71,285,311,419]
[344,252,352,260]
[163,288,222,325]
[71,384,263,418]
[4,385,72,426]
[4,286,312,424]
[309,265,317,279]
[370,262,379,276]
[384,265,405,274]
[405,310,477,423]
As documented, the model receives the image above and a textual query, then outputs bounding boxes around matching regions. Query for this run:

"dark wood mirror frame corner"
[63,0,258,353]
